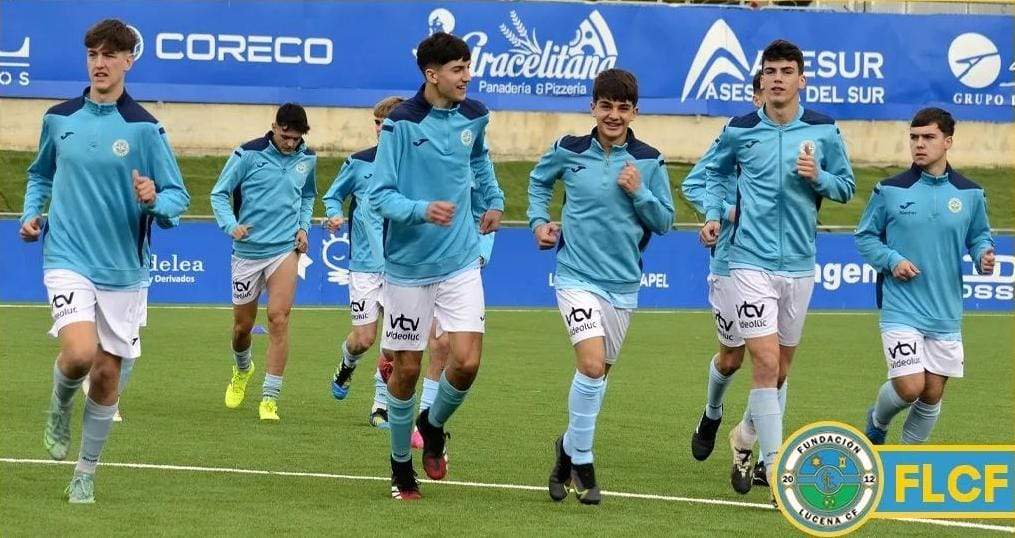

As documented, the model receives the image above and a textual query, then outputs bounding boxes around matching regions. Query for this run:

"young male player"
[370,32,504,500]
[528,69,675,505]
[856,108,994,444]
[684,72,778,488]
[211,104,317,421]
[700,40,855,495]
[325,96,404,429]
[21,18,189,503]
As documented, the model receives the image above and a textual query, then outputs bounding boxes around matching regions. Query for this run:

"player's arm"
[854,186,905,272]
[703,124,737,223]
[682,140,735,223]
[526,140,563,231]
[966,189,995,275]
[142,125,191,220]
[370,120,429,225]
[470,124,505,213]
[210,149,247,235]
[631,158,675,235]
[298,158,317,233]
[22,116,57,228]
[323,158,356,220]
[811,127,856,203]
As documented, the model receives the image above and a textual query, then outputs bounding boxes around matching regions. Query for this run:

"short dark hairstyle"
[592,69,639,106]
[416,33,471,72]
[84,19,137,53]
[752,71,763,93]
[911,107,955,137]
[276,103,310,134]
[761,39,804,74]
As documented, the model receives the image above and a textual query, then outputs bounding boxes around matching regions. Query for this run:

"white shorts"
[349,272,384,326]
[882,329,964,379]
[44,270,145,359]
[556,288,632,365]
[731,269,814,346]
[707,274,744,348]
[381,268,485,352]
[230,252,292,305]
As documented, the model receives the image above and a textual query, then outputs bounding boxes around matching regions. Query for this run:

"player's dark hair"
[752,70,763,93]
[276,103,310,134]
[761,39,804,74]
[84,19,137,53]
[592,69,639,106]
[416,33,471,73]
[911,107,956,137]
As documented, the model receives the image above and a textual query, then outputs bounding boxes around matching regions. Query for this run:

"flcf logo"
[963,253,1014,301]
[424,8,617,97]
[681,19,885,106]
[0,36,31,87]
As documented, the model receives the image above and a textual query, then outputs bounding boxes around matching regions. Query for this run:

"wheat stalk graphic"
[498,10,541,55]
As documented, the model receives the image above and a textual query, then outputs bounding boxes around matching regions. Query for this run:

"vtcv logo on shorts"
[565,306,598,337]
[51,292,75,308]
[774,422,882,536]
[386,314,421,342]
[112,139,130,157]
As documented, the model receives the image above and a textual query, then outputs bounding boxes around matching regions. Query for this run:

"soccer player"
[20,18,189,503]
[856,108,994,445]
[211,104,317,421]
[700,40,855,496]
[529,69,675,505]
[370,32,504,500]
[685,71,776,488]
[325,96,404,429]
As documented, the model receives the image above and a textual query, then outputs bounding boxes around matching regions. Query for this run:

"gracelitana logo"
[774,422,882,536]
[425,8,617,97]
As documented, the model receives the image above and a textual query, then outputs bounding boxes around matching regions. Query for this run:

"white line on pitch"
[1,458,1012,533]
[1,304,1011,317]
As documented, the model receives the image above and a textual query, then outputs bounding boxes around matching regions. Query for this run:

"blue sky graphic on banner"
[0,221,1011,311]
[0,0,1011,121]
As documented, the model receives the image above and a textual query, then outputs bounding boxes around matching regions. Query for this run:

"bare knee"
[716,346,745,376]
[267,308,291,332]
[348,326,376,354]
[60,343,99,373]
[893,380,924,404]
[89,358,120,391]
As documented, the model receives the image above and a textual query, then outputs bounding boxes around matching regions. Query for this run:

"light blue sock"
[372,368,389,411]
[76,397,117,474]
[705,354,731,420]
[873,381,911,430]
[562,370,605,466]
[118,357,136,396]
[387,394,415,462]
[52,362,84,409]
[262,373,283,400]
[419,377,439,412]
[759,382,788,465]
[234,346,252,371]
[749,388,781,476]
[427,372,468,428]
[341,340,364,369]
[901,399,941,444]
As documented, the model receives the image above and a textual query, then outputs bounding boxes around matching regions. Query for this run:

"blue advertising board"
[1,1,1011,121]
[1,220,1011,311]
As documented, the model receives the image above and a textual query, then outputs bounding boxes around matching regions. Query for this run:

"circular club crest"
[296,162,308,174]
[774,422,882,537]
[460,129,474,147]
[112,139,130,157]
[948,197,963,213]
